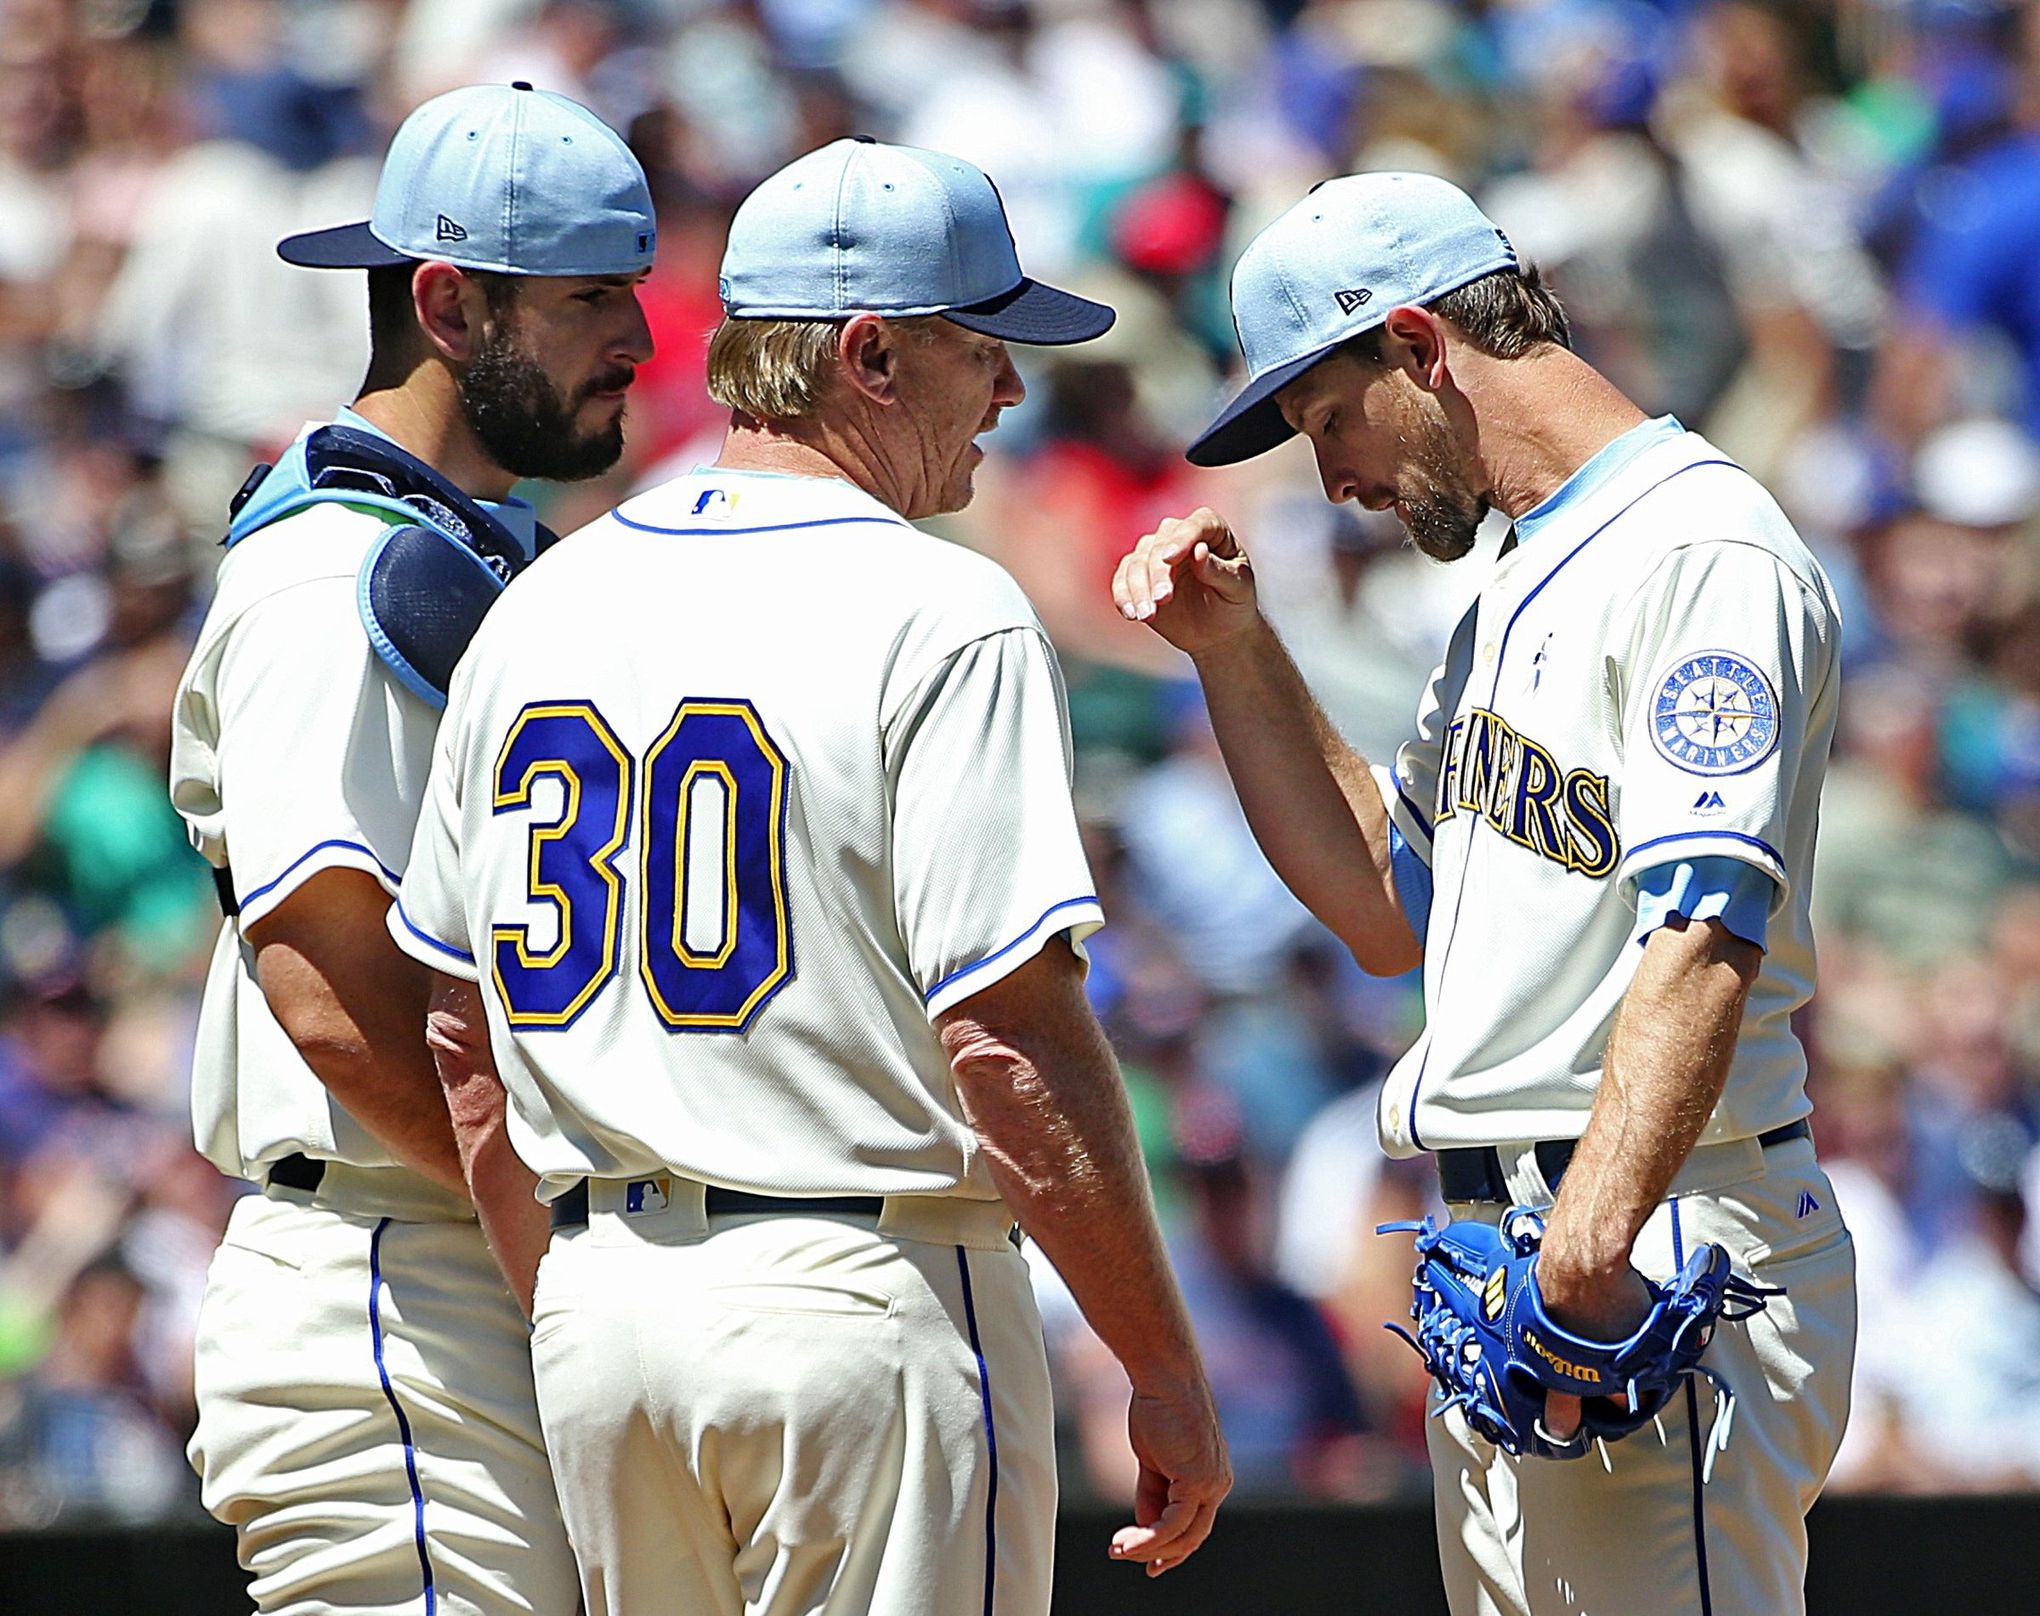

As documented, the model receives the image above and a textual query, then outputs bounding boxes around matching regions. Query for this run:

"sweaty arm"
[245,870,466,1198]
[937,937,1231,1575]
[1114,508,1419,974]
[425,973,545,1315]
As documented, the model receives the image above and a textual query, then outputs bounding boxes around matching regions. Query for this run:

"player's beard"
[1394,403,1487,563]
[459,328,631,483]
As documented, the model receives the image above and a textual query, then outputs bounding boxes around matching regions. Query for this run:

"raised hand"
[1111,507,1260,657]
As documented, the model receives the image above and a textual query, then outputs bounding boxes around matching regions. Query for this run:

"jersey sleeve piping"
[1618,829,1788,911]
[236,838,400,928]
[387,896,482,981]
[922,895,1104,1019]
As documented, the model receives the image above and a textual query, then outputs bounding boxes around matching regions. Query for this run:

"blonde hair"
[704,314,947,423]
[705,318,843,422]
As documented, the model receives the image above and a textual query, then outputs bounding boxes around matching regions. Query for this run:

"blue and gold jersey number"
[490,698,793,1034]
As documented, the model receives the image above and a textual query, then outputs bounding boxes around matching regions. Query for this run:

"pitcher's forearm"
[466,1128,547,1316]
[1191,619,1415,968]
[1541,916,1759,1294]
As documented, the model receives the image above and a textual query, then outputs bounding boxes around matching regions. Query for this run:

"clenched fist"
[1111,507,1260,657]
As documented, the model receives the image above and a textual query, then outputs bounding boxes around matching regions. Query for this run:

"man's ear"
[413,262,493,365]
[836,313,902,406]
[1381,304,1452,392]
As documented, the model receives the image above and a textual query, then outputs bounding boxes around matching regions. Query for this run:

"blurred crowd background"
[3,0,2040,1528]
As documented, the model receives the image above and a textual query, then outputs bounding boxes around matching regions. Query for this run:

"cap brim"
[277,222,416,269]
[944,277,1115,345]
[1184,344,1341,467]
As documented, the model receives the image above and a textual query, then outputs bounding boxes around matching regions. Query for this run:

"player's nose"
[614,291,656,366]
[992,344,1024,409]
[1313,449,1359,506]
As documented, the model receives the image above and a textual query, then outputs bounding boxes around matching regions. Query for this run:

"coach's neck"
[1460,344,1650,523]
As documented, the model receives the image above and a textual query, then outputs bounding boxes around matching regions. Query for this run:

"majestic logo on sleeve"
[1650,651,1779,775]
[1436,708,1620,878]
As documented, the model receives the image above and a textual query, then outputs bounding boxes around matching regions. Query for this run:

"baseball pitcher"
[1115,172,1854,1615]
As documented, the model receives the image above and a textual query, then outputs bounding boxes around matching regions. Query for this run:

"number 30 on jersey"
[489,698,793,1034]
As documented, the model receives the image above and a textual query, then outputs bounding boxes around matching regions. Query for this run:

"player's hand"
[1109,1375,1232,1577]
[1111,507,1260,658]
[1534,1258,1655,1443]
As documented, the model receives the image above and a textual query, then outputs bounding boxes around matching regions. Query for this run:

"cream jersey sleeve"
[173,573,438,928]
[1611,540,1841,911]
[386,657,482,982]
[885,624,1102,1019]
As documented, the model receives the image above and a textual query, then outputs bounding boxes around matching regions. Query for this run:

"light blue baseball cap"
[1186,172,1518,467]
[279,83,655,276]
[719,137,1113,345]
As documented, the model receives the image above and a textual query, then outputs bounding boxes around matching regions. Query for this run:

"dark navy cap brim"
[1185,344,1345,467]
[944,277,1115,345]
[277,221,415,269]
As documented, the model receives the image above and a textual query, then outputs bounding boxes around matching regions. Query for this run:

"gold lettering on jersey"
[1433,709,1620,878]
[1523,1329,1604,1387]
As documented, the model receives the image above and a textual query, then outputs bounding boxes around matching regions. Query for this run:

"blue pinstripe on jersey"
[1407,457,1734,1150]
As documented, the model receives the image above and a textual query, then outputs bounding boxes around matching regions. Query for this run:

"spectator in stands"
[0,0,2037,1524]
[1894,1115,2040,1487]
[0,1254,189,1526]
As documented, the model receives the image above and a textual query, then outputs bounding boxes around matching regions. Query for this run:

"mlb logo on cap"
[279,82,656,278]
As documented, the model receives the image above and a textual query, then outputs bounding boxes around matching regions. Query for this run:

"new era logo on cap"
[436,214,468,243]
[1187,172,1521,466]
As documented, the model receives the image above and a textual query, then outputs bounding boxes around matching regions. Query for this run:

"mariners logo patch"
[1650,651,1779,776]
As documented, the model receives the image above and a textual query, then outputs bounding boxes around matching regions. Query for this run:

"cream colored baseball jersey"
[388,468,1103,1202]
[1373,420,1842,1156]
[168,411,576,1616]
[168,415,538,1179]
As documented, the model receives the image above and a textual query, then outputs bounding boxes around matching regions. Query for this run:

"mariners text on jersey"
[1373,420,1842,1157]
[1434,707,1618,878]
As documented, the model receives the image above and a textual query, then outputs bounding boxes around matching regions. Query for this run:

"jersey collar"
[1511,414,1686,550]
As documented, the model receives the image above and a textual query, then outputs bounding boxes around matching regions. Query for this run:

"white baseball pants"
[1428,1133,1857,1616]
[188,1175,578,1615]
[529,1186,1055,1616]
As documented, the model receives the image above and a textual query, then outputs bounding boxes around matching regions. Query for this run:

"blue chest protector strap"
[225,425,557,709]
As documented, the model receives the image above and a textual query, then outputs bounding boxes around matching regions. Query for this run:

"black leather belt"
[549,1181,885,1230]
[267,1152,327,1193]
[1436,1118,1811,1203]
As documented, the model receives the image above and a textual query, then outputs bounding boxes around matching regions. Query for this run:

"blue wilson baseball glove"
[1378,1207,1777,1460]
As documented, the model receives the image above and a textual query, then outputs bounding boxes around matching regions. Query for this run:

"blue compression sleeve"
[1389,822,1433,940]
[1632,855,1774,951]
